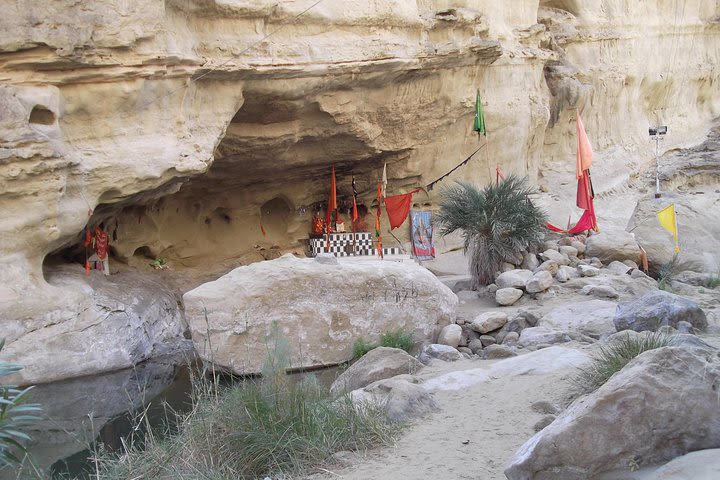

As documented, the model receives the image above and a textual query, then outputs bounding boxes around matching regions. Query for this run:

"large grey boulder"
[585,228,641,265]
[496,269,534,289]
[653,448,720,479]
[505,346,720,480]
[540,300,617,339]
[330,347,423,398]
[614,290,707,333]
[539,249,570,266]
[350,375,438,422]
[184,255,456,375]
[628,192,720,274]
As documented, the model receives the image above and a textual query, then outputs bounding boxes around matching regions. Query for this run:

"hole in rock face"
[133,246,156,260]
[29,105,56,125]
[260,197,293,238]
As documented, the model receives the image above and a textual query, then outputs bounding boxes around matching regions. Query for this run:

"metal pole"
[654,131,661,198]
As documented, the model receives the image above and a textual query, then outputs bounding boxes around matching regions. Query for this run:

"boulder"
[483,344,517,359]
[470,311,509,333]
[418,344,462,363]
[518,326,571,348]
[540,300,617,339]
[652,448,720,479]
[525,271,554,293]
[495,287,523,306]
[535,260,560,276]
[571,240,586,255]
[577,264,600,277]
[495,269,534,289]
[468,338,484,354]
[505,346,720,479]
[5,267,188,384]
[628,192,720,274]
[521,253,540,271]
[183,255,457,375]
[437,324,462,348]
[350,375,438,422]
[614,290,707,333]
[330,347,424,397]
[558,245,578,258]
[555,265,579,283]
[606,260,632,275]
[585,228,641,265]
[502,331,520,346]
[579,285,619,299]
[540,249,570,265]
[479,335,496,347]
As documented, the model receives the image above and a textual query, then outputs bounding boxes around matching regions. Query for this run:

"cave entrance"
[260,196,293,239]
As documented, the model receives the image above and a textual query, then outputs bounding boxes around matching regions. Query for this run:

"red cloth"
[95,228,108,260]
[328,165,337,212]
[384,189,420,230]
[545,209,596,234]
[376,181,383,258]
[352,197,358,223]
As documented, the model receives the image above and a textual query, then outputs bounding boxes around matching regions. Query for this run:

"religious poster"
[410,210,435,260]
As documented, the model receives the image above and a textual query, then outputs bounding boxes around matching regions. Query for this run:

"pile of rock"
[486,230,648,307]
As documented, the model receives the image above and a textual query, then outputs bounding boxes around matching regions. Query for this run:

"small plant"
[708,272,720,289]
[352,336,377,359]
[352,328,415,359]
[574,331,676,394]
[657,253,679,290]
[0,339,42,468]
[379,328,414,353]
[149,258,168,270]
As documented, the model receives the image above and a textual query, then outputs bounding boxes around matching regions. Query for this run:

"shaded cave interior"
[42,88,425,284]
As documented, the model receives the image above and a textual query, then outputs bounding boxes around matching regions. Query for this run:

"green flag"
[473,89,486,135]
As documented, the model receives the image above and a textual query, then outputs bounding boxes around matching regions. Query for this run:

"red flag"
[352,197,358,222]
[328,165,337,212]
[576,112,593,179]
[260,223,266,236]
[375,181,383,259]
[384,189,420,229]
[85,258,90,276]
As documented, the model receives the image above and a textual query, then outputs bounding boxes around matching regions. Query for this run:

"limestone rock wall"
[1,1,719,381]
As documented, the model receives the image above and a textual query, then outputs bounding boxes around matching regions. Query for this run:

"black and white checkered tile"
[308,233,399,258]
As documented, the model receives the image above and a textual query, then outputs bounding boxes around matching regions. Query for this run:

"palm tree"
[436,175,547,288]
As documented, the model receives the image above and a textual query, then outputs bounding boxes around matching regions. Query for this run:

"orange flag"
[576,111,593,179]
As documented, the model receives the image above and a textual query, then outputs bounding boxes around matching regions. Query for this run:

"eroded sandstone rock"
[183,255,456,374]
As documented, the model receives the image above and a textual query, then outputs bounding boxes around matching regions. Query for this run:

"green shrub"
[657,254,679,290]
[436,176,547,287]
[379,329,414,353]
[574,331,676,394]
[0,339,42,469]
[93,327,398,479]
[352,337,377,359]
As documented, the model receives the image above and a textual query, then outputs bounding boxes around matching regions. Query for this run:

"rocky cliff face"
[1,0,719,382]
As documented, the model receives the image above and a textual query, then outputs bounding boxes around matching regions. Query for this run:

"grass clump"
[379,329,414,353]
[657,253,679,290]
[352,328,415,359]
[574,331,677,394]
[93,326,398,479]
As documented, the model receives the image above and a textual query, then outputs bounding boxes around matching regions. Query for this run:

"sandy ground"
[302,347,588,480]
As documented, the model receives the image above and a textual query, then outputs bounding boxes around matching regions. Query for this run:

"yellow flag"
[657,204,680,253]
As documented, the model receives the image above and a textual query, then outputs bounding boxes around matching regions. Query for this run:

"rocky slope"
[1,0,719,382]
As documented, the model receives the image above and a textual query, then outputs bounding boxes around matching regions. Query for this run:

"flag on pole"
[326,165,337,252]
[657,204,680,253]
[375,181,383,259]
[473,89,486,135]
[381,163,387,198]
[352,176,359,222]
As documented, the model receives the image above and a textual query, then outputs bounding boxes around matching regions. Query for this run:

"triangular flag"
[657,204,680,253]
[381,163,387,198]
[576,111,593,178]
[328,165,337,212]
[473,89,486,135]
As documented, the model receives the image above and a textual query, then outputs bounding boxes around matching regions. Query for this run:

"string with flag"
[427,89,488,191]
[546,110,598,234]
[657,204,680,253]
[384,189,422,229]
